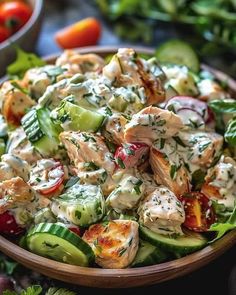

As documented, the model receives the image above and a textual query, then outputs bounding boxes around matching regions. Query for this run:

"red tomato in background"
[0,26,10,42]
[55,17,102,49]
[0,1,32,33]
[0,211,24,235]
[179,192,216,232]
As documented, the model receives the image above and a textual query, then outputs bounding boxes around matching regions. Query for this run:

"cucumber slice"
[131,240,168,267]
[156,40,200,73]
[21,107,62,156]
[51,184,105,227]
[53,100,105,132]
[26,223,94,266]
[140,225,207,256]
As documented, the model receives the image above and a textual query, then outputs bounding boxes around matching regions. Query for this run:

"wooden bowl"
[0,46,235,288]
[0,0,44,77]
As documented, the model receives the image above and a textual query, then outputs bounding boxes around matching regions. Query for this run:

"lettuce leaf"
[208,204,236,242]
[7,47,46,79]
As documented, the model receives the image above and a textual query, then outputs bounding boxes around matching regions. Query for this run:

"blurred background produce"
[34,0,236,78]
[0,0,32,43]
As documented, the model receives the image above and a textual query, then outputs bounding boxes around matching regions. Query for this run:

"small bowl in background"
[0,0,44,77]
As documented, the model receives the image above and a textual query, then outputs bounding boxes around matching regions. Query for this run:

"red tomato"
[179,192,216,232]
[29,160,65,196]
[54,17,101,49]
[0,211,24,235]
[0,1,32,33]
[0,25,10,42]
[114,142,149,169]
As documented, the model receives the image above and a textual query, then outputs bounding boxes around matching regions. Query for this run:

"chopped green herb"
[170,164,177,179]
[133,179,143,194]
[118,247,127,256]
[65,176,80,189]
[199,142,211,153]
[116,157,126,169]
[160,138,165,149]
[173,136,186,147]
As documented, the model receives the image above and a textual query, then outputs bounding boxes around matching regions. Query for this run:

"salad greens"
[7,47,46,79]
[3,286,76,295]
[209,204,236,242]
[95,0,236,49]
[209,99,236,145]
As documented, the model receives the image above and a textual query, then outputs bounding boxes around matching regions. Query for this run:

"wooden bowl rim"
[0,0,44,51]
[0,45,235,287]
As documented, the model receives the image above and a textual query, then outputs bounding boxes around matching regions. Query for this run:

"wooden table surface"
[2,0,236,294]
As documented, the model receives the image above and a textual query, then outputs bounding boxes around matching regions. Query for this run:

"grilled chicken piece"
[138,186,185,235]
[0,177,34,214]
[83,220,139,268]
[124,106,184,145]
[0,154,30,182]
[22,65,59,99]
[180,131,223,168]
[102,113,128,144]
[201,156,236,209]
[7,127,42,164]
[60,131,115,175]
[103,48,165,105]
[0,81,35,125]
[56,50,105,77]
[150,148,190,197]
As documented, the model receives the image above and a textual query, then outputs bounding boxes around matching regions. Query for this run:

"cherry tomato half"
[178,192,216,232]
[0,1,32,33]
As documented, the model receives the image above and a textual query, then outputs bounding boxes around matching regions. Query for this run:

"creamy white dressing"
[207,158,236,209]
[107,175,144,211]
[0,154,30,181]
[138,186,185,235]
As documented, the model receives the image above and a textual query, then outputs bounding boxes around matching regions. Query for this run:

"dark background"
[2,0,236,294]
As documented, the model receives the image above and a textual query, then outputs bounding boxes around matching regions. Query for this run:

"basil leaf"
[225,117,236,145]
[7,47,46,78]
[209,99,236,113]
